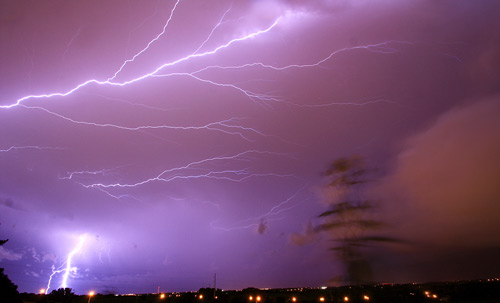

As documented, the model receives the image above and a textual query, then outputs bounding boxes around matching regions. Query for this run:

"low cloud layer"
[0,246,23,261]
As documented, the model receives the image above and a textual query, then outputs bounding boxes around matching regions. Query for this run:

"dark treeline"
[19,279,500,303]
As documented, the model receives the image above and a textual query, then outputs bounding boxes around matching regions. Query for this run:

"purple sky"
[1,0,500,295]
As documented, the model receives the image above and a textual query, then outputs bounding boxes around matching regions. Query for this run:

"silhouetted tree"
[49,287,75,303]
[0,239,22,303]
[316,155,396,285]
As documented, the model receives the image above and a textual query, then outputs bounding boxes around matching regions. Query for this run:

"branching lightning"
[150,71,282,107]
[192,5,233,55]
[1,2,419,292]
[20,104,269,142]
[1,2,412,218]
[0,8,407,111]
[194,40,405,73]
[108,0,182,81]
[0,13,281,109]
[63,150,295,193]
[45,234,87,293]
[211,185,309,232]
[61,25,83,62]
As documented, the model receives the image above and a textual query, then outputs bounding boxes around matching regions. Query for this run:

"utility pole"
[214,273,217,299]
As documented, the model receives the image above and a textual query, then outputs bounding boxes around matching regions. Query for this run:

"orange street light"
[256,295,262,302]
[319,297,325,302]
[344,296,349,302]
[39,288,46,295]
[363,295,370,301]
[292,297,297,302]
[249,296,254,301]
[160,293,166,299]
[88,291,95,303]
[199,294,204,300]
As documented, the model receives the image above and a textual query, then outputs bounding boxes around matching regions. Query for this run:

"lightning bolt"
[109,0,182,81]
[60,164,132,181]
[19,104,271,142]
[192,5,233,55]
[1,12,281,109]
[0,3,408,119]
[60,234,86,289]
[0,146,65,153]
[124,0,161,58]
[65,150,295,193]
[61,25,83,61]
[1,4,412,221]
[193,40,406,74]
[0,1,432,294]
[45,266,64,294]
[211,185,310,232]
[45,234,87,293]
[150,71,282,107]
[119,0,234,76]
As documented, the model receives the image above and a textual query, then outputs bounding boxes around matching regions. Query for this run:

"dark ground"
[18,279,500,303]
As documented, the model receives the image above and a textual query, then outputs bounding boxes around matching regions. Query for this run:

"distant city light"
[88,291,95,303]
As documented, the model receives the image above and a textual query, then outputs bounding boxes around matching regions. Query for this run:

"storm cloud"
[375,97,500,281]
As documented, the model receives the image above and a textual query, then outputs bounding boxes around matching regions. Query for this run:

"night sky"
[1,0,500,295]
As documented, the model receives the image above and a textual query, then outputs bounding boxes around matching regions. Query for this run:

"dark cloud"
[375,96,500,280]
[1,197,15,209]
[289,221,318,246]
[257,218,267,235]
